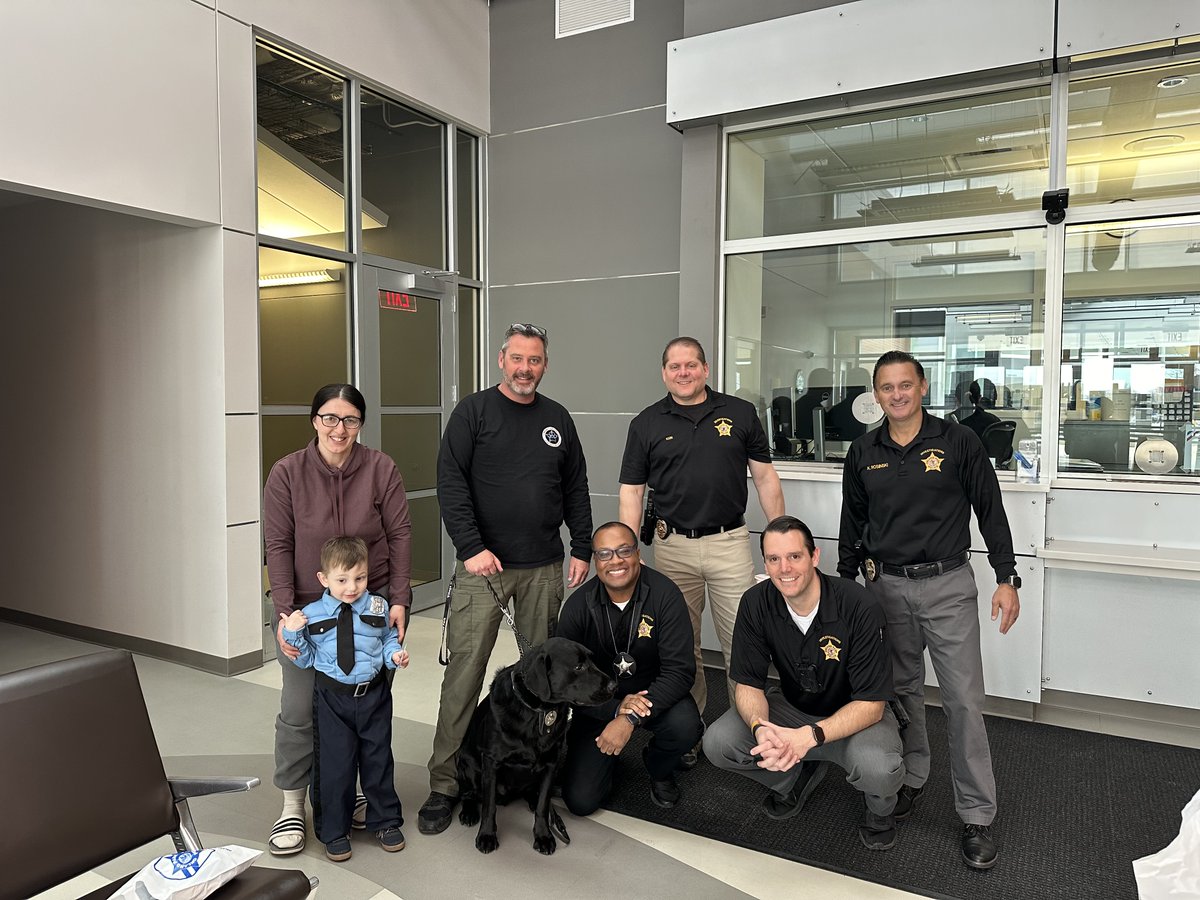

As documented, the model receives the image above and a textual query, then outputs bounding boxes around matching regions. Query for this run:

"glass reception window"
[1060,219,1200,477]
[726,86,1051,239]
[725,230,1046,466]
[1067,61,1200,209]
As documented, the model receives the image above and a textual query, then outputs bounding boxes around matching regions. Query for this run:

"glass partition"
[1060,219,1200,476]
[259,246,349,406]
[456,131,480,280]
[726,86,1051,239]
[359,90,446,267]
[255,47,348,250]
[726,230,1047,466]
[1067,60,1200,209]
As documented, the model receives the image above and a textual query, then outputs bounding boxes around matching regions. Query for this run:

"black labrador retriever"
[456,637,615,855]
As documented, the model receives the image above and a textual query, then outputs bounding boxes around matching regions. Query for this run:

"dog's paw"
[533,833,557,855]
[475,832,499,854]
[459,803,480,827]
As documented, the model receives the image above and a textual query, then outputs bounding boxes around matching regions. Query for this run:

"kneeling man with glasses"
[704,516,904,850]
[557,522,702,814]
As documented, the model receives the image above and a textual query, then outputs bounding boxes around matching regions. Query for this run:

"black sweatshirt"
[437,386,592,567]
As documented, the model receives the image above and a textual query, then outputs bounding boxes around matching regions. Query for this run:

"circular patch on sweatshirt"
[542,426,563,448]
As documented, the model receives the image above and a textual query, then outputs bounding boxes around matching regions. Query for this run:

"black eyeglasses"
[594,545,637,562]
[316,413,363,430]
[506,323,547,338]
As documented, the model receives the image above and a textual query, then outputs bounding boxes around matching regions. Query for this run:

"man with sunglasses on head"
[420,323,593,835]
[704,516,903,852]
[556,522,702,814]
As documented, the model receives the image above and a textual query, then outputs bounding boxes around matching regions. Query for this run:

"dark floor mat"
[602,669,1200,899]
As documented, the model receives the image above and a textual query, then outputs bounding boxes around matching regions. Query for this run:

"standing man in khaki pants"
[619,337,784,765]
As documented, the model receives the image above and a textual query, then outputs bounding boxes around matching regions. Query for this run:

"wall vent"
[556,0,634,39]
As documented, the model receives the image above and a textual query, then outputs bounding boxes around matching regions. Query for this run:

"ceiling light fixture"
[1123,133,1186,151]
[258,269,343,288]
[911,250,1021,267]
[1157,76,1189,89]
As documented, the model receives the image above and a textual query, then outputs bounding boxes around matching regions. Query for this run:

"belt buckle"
[906,563,934,579]
[353,680,370,698]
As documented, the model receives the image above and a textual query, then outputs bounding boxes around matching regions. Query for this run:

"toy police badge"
[864,558,878,581]
[369,594,388,616]
[655,518,668,540]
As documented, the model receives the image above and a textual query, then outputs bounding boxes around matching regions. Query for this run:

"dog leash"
[439,573,535,666]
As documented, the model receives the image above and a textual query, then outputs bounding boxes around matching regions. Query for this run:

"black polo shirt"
[619,389,771,530]
[837,411,1016,581]
[729,571,892,718]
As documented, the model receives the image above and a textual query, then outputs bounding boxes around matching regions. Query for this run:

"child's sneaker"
[325,835,353,862]
[377,826,406,852]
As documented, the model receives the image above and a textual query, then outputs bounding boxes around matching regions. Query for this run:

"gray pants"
[426,561,564,796]
[703,688,903,817]
[274,639,316,791]
[869,565,997,825]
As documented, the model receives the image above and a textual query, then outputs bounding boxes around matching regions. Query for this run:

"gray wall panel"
[488,277,680,413]
[683,0,843,38]
[488,108,682,285]
[572,413,636,497]
[491,0,683,134]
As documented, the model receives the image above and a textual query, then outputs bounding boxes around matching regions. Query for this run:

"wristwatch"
[625,712,642,727]
[999,574,1022,589]
[809,722,826,747]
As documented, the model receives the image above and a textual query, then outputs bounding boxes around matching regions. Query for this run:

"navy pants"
[311,677,403,843]
[561,695,702,816]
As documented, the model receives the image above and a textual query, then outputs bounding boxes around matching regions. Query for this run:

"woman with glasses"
[263,383,413,856]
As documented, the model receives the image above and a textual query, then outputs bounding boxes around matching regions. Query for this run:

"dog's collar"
[511,670,571,735]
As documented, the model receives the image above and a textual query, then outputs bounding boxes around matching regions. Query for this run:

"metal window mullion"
[1042,71,1070,485]
[723,211,1050,257]
[480,133,491,386]
[256,235,355,264]
[446,123,458,277]
[716,120,730,392]
[346,78,364,392]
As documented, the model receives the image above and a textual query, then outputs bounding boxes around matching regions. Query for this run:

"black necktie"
[337,603,355,675]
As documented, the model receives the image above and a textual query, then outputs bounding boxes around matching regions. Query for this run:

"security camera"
[1042,188,1069,225]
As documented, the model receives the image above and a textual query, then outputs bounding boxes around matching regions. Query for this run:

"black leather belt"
[662,515,745,540]
[879,551,970,580]
[315,669,385,697]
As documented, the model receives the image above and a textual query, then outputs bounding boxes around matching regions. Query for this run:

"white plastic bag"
[112,845,260,900]
[1133,786,1200,899]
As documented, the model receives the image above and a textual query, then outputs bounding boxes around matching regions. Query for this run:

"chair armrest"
[168,775,261,801]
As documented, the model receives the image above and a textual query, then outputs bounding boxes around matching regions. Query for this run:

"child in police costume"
[281,536,410,862]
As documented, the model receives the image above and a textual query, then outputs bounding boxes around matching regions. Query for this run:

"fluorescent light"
[258,269,342,288]
[912,251,1021,267]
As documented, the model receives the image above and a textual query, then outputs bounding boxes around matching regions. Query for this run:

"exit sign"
[379,289,417,312]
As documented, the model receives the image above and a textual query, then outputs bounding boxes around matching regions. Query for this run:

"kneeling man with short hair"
[703,516,904,849]
[557,522,702,814]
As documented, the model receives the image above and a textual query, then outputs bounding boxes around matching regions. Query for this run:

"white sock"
[271,789,307,850]
[281,788,307,819]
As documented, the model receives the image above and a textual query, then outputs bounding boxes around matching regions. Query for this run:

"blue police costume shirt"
[282,591,403,684]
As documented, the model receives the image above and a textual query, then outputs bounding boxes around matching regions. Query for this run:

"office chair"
[0,650,316,900]
[981,420,1017,467]
[770,394,793,455]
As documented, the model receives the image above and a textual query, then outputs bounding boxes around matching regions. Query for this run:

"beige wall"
[0,0,489,668]
[0,199,256,659]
